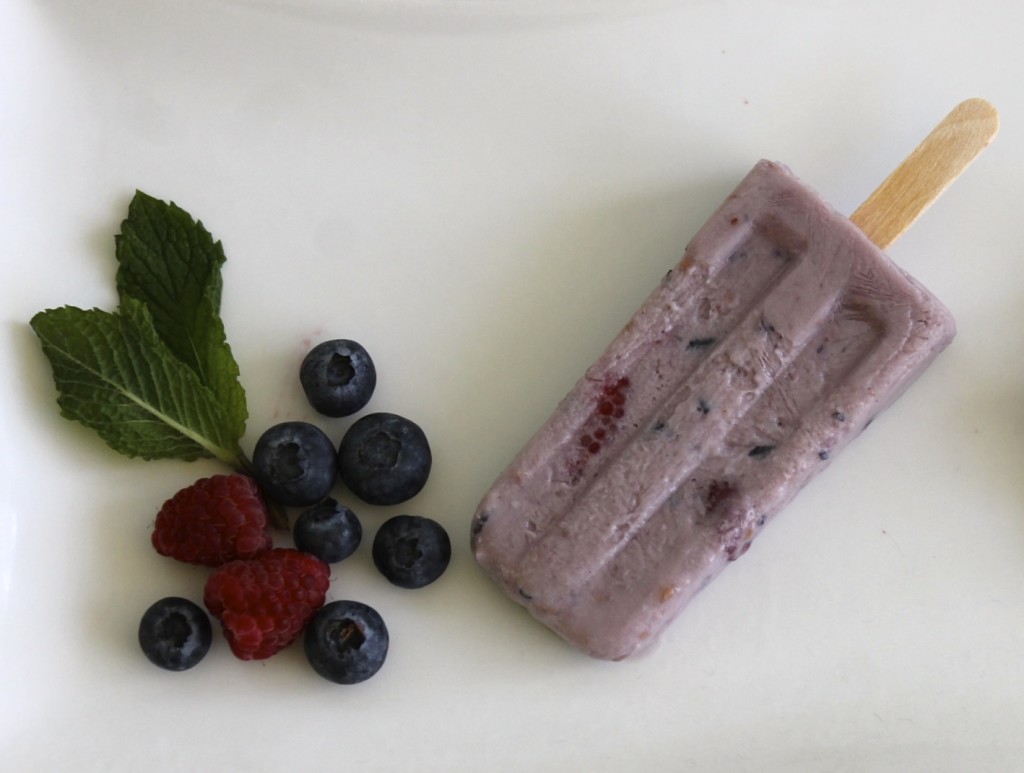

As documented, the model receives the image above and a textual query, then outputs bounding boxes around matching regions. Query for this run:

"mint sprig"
[30,301,244,464]
[115,192,246,441]
[30,192,248,469]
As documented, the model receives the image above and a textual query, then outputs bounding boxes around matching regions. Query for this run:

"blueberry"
[138,597,212,671]
[300,339,376,418]
[337,413,431,506]
[293,497,362,563]
[252,421,337,507]
[372,515,451,589]
[304,600,389,684]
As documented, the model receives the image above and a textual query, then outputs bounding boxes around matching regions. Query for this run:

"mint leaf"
[114,191,246,440]
[30,301,244,465]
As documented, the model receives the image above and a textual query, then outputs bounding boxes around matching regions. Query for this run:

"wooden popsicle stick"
[850,98,999,250]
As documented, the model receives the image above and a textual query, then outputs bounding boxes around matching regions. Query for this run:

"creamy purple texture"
[471,160,956,660]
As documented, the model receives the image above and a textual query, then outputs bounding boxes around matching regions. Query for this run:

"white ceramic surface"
[3,1,1022,770]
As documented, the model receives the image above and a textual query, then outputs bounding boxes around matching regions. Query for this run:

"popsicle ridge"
[516,265,847,612]
[513,225,801,538]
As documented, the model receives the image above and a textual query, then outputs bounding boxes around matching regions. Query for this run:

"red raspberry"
[203,548,330,660]
[152,474,273,567]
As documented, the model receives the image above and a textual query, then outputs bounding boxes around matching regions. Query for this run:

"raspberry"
[203,548,330,660]
[152,474,273,567]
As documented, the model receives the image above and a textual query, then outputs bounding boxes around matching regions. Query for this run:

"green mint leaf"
[30,301,244,465]
[114,191,246,440]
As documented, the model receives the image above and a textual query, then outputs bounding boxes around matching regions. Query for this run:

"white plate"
[3,1,1023,770]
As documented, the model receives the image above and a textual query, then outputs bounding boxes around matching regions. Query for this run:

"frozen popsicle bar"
[470,159,957,661]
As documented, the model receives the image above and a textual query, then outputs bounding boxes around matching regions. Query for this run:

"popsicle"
[470,99,998,661]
